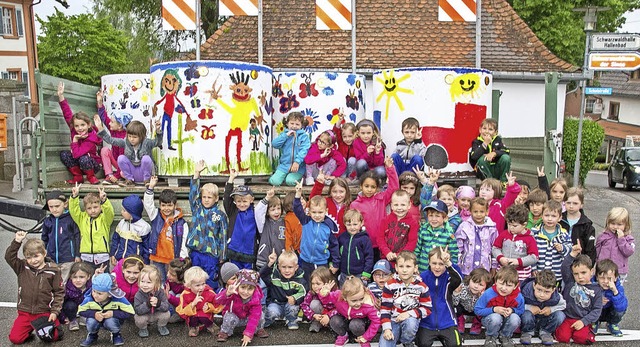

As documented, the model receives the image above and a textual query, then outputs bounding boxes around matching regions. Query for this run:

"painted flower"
[303,108,320,134]
[275,120,285,135]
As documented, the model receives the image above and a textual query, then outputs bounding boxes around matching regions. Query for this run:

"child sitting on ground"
[453,268,492,335]
[260,250,307,330]
[110,195,151,265]
[519,270,567,345]
[593,259,628,337]
[304,129,346,185]
[113,255,145,304]
[224,169,258,269]
[469,118,511,182]
[41,190,80,281]
[176,266,221,337]
[134,265,170,338]
[270,111,311,186]
[301,267,338,333]
[391,117,427,176]
[165,257,191,322]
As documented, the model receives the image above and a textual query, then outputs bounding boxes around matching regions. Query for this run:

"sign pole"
[351,0,356,73]
[195,0,201,60]
[258,0,263,64]
[574,29,591,187]
[475,0,481,68]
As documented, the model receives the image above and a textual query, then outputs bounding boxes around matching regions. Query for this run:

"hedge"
[562,118,605,185]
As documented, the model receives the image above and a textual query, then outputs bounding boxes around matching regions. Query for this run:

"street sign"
[585,87,612,95]
[588,52,640,71]
[591,33,640,51]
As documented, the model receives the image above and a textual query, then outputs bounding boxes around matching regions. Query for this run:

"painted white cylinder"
[101,74,152,135]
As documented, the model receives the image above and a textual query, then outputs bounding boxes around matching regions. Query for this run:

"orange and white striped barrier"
[438,0,477,22]
[219,0,259,16]
[316,0,352,30]
[162,0,197,30]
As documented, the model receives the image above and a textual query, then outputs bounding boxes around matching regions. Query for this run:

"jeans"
[342,157,357,179]
[482,312,520,337]
[190,251,219,290]
[265,302,300,327]
[379,317,420,347]
[391,153,425,176]
[521,310,566,335]
[355,159,386,179]
[86,317,121,334]
[330,314,367,337]
[599,306,625,325]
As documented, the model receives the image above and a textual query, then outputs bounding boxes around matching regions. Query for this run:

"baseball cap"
[230,185,254,197]
[42,190,67,211]
[423,200,448,214]
[372,259,392,275]
[31,316,63,342]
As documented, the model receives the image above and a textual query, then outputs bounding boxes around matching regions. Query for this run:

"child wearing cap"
[224,169,259,269]
[415,200,459,273]
[6,231,65,344]
[368,259,392,307]
[216,269,269,343]
[41,190,80,281]
[77,273,135,346]
[110,195,151,265]
[96,90,127,185]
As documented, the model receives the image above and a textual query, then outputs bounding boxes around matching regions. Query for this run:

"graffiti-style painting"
[150,61,273,176]
[374,67,492,173]
[101,74,152,136]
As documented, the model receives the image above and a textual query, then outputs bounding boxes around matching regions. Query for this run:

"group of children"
[6,107,635,347]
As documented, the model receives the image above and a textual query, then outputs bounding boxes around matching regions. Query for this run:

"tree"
[37,9,131,85]
[508,0,640,66]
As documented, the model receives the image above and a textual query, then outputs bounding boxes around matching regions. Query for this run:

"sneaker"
[520,332,533,345]
[78,316,87,326]
[540,333,555,345]
[80,333,98,347]
[470,317,482,335]
[309,320,322,333]
[158,325,170,336]
[111,332,124,346]
[499,336,515,347]
[68,319,80,331]
[255,328,269,338]
[335,334,349,347]
[287,321,299,330]
[591,322,599,333]
[608,323,623,337]
[484,336,498,347]
[138,328,149,338]
[189,326,199,337]
[207,323,219,335]
[359,342,371,347]
[216,332,229,342]
[457,315,466,333]
[102,175,118,185]
[305,176,315,186]
[402,344,415,347]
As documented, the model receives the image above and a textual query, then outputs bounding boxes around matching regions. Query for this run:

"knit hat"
[455,186,476,200]
[42,190,67,211]
[220,262,240,284]
[121,195,143,222]
[516,179,530,190]
[92,273,113,292]
[236,269,260,287]
[114,112,133,127]
[372,259,392,275]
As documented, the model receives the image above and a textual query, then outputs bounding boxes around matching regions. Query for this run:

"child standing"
[145,176,189,283]
[333,114,357,180]
[96,89,127,184]
[261,250,307,329]
[134,265,171,337]
[596,207,634,284]
[399,171,423,224]
[283,192,303,253]
[455,197,498,276]
[189,160,228,289]
[492,204,539,281]
[57,82,102,185]
[391,117,427,176]
[474,266,525,347]
[593,259,628,337]
[301,267,338,332]
[224,169,258,269]
[469,118,511,182]
[329,276,381,347]
[310,173,351,235]
[453,268,491,335]
[455,185,476,222]
[368,259,392,306]
[478,174,521,234]
[531,200,571,282]
[61,262,93,331]
[519,270,567,345]
[110,195,151,265]
[255,188,285,270]
[560,187,597,266]
[304,129,346,185]
[353,119,386,178]
[69,185,114,270]
[335,209,374,283]
[176,266,221,337]
[270,111,311,186]
[379,190,419,264]
[526,188,547,229]
[379,251,431,347]
[41,190,80,281]
[415,200,459,273]
[6,231,65,344]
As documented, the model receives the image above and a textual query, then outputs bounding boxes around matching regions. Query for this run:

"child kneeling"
[520,270,566,345]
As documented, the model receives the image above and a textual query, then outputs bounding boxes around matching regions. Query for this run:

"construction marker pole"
[475,0,481,68]
[351,0,356,73]
[195,0,201,60]
[258,0,263,64]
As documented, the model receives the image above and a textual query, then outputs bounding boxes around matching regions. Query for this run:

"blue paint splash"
[322,87,334,96]
[325,72,338,80]
[346,74,357,85]
[373,111,382,130]
[285,72,296,77]
[349,113,357,122]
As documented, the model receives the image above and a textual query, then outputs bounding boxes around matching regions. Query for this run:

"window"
[0,6,22,37]
[608,102,620,121]
[632,70,640,81]
[585,99,595,113]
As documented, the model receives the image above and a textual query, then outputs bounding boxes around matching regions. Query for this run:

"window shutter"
[0,8,5,35]
[16,9,23,36]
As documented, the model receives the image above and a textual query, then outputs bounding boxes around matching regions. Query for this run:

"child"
[596,207,634,284]
[57,82,102,185]
[78,273,134,346]
[368,259,392,306]
[548,178,568,206]
[399,171,423,224]
[145,176,189,283]
[335,209,374,283]
[96,89,127,184]
[260,250,307,329]
[453,268,491,335]
[255,188,285,270]
[526,188,547,229]
[113,255,145,304]
[560,187,597,266]
[416,168,461,230]
[329,276,381,347]
[283,192,303,253]
[110,195,151,265]
[555,241,602,345]
[416,246,462,347]
[61,262,93,331]
[216,269,269,343]
[350,156,399,258]
[531,200,571,282]
[41,190,80,281]
[69,184,114,270]
[455,197,498,276]
[379,190,419,263]
[165,257,191,321]
[353,119,386,178]
[176,266,221,337]
[593,259,628,337]
[514,180,531,205]
[134,265,170,337]
[492,204,539,281]
[270,111,311,186]
[304,129,347,185]
[474,266,525,347]
[519,270,567,345]
[379,251,431,347]
[455,185,476,222]
[6,231,64,344]
[189,160,228,288]
[415,200,459,273]
[333,114,357,180]
[301,267,338,332]
[294,181,340,283]
[219,261,240,288]
[310,172,351,235]
[391,117,427,176]
[469,118,511,182]
[224,169,258,269]
[479,174,521,234]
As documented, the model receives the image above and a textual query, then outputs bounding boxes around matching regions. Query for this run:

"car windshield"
[627,149,640,161]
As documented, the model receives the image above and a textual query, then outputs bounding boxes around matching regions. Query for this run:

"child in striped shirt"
[531,201,571,283]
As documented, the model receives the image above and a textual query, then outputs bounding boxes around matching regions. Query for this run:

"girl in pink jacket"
[596,207,635,284]
[328,276,381,347]
[353,119,386,179]
[478,174,520,234]
[304,130,347,185]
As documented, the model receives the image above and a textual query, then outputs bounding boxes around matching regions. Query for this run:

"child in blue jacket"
[224,169,258,269]
[41,190,80,281]
[269,111,311,186]
[334,209,374,284]
[593,259,628,337]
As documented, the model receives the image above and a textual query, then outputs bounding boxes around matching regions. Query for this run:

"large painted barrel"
[101,74,152,136]
[373,67,492,175]
[150,61,273,176]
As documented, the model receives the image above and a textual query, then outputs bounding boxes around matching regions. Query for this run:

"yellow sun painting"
[375,69,414,120]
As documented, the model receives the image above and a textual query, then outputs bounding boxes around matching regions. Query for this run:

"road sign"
[585,87,612,95]
[588,52,640,71]
[591,33,640,51]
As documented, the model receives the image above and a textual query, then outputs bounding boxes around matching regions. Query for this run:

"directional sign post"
[588,52,640,71]
[591,33,640,51]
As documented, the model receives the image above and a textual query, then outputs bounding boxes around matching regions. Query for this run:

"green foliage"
[592,162,609,171]
[36,9,131,86]
[562,118,605,185]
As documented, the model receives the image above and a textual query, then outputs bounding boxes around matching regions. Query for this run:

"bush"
[595,153,606,163]
[562,118,605,185]
[591,163,609,171]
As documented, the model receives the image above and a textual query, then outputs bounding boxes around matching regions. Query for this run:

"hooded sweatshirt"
[144,188,189,264]
[216,286,264,338]
[591,277,627,313]
[41,211,80,264]
[59,276,92,323]
[224,182,258,263]
[335,229,374,278]
[327,290,381,343]
[134,287,170,315]
[188,178,228,259]
[255,198,286,269]
[97,128,161,166]
[333,122,355,160]
[176,284,221,323]
[112,258,140,304]
[60,99,101,162]
[394,138,428,161]
[378,212,419,260]
[561,254,603,325]
[560,211,596,266]
[97,104,126,160]
[110,218,151,262]
[353,137,384,168]
[69,196,114,256]
[272,128,311,174]
[293,197,340,265]
[419,264,462,330]
[596,230,635,275]
[492,229,539,281]
[520,277,566,313]
[455,216,498,276]
[488,183,521,234]
[259,264,307,305]
[474,284,525,317]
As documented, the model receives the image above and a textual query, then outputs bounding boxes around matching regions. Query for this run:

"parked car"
[608,147,640,190]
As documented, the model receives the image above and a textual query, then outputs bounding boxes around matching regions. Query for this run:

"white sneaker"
[305,176,315,186]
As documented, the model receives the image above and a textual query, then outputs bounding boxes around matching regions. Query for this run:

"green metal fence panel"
[503,137,545,188]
